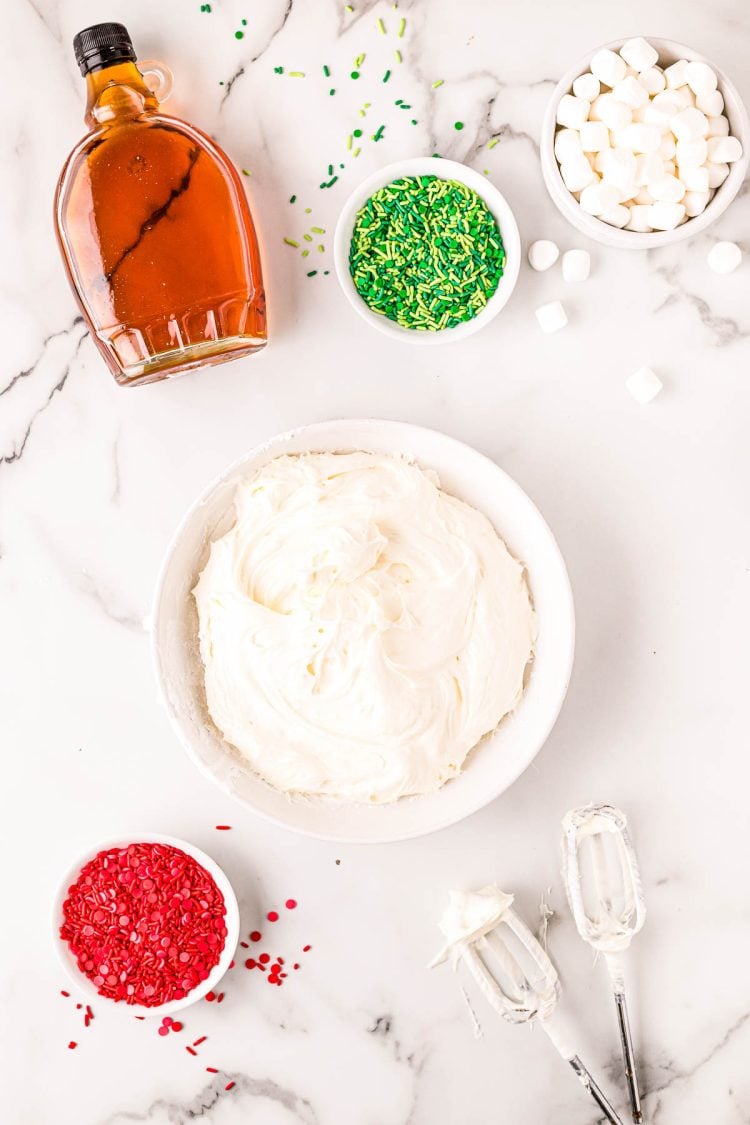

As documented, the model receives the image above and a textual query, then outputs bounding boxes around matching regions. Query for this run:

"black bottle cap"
[73,23,137,76]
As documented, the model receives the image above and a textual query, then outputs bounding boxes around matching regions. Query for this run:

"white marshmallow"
[696,89,724,116]
[600,204,630,228]
[671,107,709,141]
[590,93,632,130]
[599,147,637,189]
[706,135,743,163]
[535,301,568,334]
[626,204,653,231]
[555,128,584,162]
[556,93,591,130]
[579,181,621,215]
[679,164,710,192]
[706,114,729,137]
[527,240,560,271]
[647,201,686,229]
[573,72,601,101]
[579,121,610,151]
[664,59,690,89]
[649,173,685,202]
[619,37,659,73]
[705,161,730,188]
[683,189,710,216]
[685,61,718,96]
[676,137,708,167]
[626,366,662,404]
[561,248,591,282]
[561,153,597,191]
[613,76,650,108]
[613,123,661,152]
[590,48,628,88]
[674,85,697,109]
[634,152,663,186]
[634,186,655,205]
[707,240,742,274]
[638,66,666,95]
[662,160,676,176]
[659,134,676,159]
[645,92,684,127]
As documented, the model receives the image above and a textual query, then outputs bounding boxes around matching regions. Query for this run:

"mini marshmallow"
[647,200,686,229]
[696,89,724,116]
[671,107,709,141]
[662,160,676,176]
[599,147,637,189]
[579,181,621,215]
[613,123,661,152]
[705,161,730,188]
[561,249,591,282]
[706,114,729,137]
[599,204,630,228]
[679,164,710,192]
[527,240,560,271]
[535,301,568,334]
[590,94,632,130]
[573,72,601,101]
[706,135,743,163]
[707,240,742,274]
[649,174,685,203]
[554,128,584,162]
[674,85,696,109]
[634,152,663,186]
[579,121,610,152]
[626,366,662,404]
[644,92,684,128]
[685,61,718,96]
[664,59,690,89]
[619,37,659,72]
[561,153,597,191]
[659,133,676,159]
[590,48,628,88]
[638,66,666,95]
[626,204,653,231]
[556,93,591,130]
[683,189,710,216]
[676,137,708,167]
[613,76,650,108]
[634,186,655,205]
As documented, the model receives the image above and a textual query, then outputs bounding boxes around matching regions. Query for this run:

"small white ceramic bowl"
[152,419,574,844]
[52,834,239,1017]
[333,157,521,342]
[541,37,749,248]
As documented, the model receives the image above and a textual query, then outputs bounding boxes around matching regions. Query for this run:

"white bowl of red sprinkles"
[53,835,239,1018]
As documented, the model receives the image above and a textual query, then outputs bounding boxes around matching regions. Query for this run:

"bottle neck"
[84,60,158,128]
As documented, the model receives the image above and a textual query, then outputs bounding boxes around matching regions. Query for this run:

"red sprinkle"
[206,1067,219,1073]
[293,963,300,970]
[60,990,70,998]
[225,1081,235,1091]
[240,941,249,949]
[158,1026,169,1037]
[59,842,228,1009]
[68,1041,77,1050]
[250,931,262,943]
[229,960,235,969]
[193,1036,207,1046]
[216,993,225,1004]
[285,899,297,910]
[267,911,279,923]
[245,958,256,969]
[171,1021,183,1032]
[186,1046,197,1056]
[259,953,270,965]
[303,945,312,952]
[162,1017,173,1027]
[206,991,216,1002]
[215,826,232,830]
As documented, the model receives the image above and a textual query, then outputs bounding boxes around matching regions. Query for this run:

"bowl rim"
[333,156,521,343]
[540,36,750,248]
[52,833,240,1016]
[151,419,576,844]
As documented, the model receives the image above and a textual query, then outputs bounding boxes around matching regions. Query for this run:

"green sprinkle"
[411,119,418,125]
[345,4,353,10]
[351,71,360,80]
[317,244,325,252]
[303,234,313,242]
[241,168,252,177]
[355,53,365,67]
[301,249,309,257]
[382,69,391,83]
[398,17,406,37]
[323,64,330,77]
[329,88,336,95]
[324,270,330,275]
[289,71,305,77]
[454,121,464,131]
[235,30,244,39]
[328,164,334,176]
[311,226,325,234]
[372,124,385,142]
[283,237,299,247]
[432,79,444,89]
[347,134,353,150]
[242,18,247,25]
[273,66,283,74]
[377,18,386,34]
[353,128,363,137]
[305,208,312,214]
[353,146,361,157]
[487,137,500,149]
[394,49,402,63]
[289,194,297,203]
[307,270,318,277]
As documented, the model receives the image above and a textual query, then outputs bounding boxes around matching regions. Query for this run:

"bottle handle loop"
[139,60,174,103]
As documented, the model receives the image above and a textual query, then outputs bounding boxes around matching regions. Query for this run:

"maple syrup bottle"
[55,23,267,387]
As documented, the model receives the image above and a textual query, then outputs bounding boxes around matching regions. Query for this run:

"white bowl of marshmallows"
[541,37,749,247]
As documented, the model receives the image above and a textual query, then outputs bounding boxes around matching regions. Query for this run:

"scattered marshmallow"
[535,301,568,334]
[676,137,708,167]
[613,123,661,152]
[626,204,653,231]
[649,174,686,203]
[626,366,663,404]
[527,240,560,271]
[590,94,632,131]
[561,249,591,282]
[706,114,729,137]
[590,48,628,88]
[680,164,710,192]
[600,204,631,228]
[619,37,659,72]
[707,240,742,274]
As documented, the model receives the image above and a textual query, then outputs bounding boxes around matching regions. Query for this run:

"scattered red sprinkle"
[250,931,262,942]
[135,1016,145,1020]
[186,1046,197,1056]
[216,993,225,1004]
[215,826,232,830]
[206,1066,219,1073]
[267,911,279,922]
[158,1026,169,1037]
[76,1003,82,1010]
[293,963,300,970]
[258,953,270,965]
[225,1081,235,1091]
[85,1005,93,1019]
[68,1041,77,1050]
[84,1014,91,1028]
[277,957,284,965]
[303,945,312,952]
[285,899,297,910]
[229,960,235,969]
[193,1036,207,1046]
[205,991,216,1002]
[171,1021,183,1032]
[245,958,256,969]
[162,1016,173,1027]
[240,941,249,949]
[59,842,228,1008]
[60,990,70,998]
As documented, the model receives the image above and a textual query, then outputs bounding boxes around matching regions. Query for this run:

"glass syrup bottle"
[55,23,267,387]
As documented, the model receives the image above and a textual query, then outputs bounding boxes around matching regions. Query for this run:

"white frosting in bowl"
[193,451,536,803]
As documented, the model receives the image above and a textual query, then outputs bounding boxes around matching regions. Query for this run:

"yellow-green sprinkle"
[311,226,325,234]
[431,79,444,89]
[355,53,365,67]
[301,249,309,257]
[345,4,353,10]
[303,233,313,242]
[377,17,386,34]
[353,146,361,157]
[398,17,406,37]
[283,237,300,247]
[242,169,252,176]
[317,244,325,252]
[394,49,402,63]
[347,134,353,150]
[488,137,500,149]
[289,71,305,77]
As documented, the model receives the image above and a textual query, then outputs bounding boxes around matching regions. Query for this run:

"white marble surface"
[2,0,750,1121]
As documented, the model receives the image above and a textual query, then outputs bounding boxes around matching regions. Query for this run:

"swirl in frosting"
[193,451,536,803]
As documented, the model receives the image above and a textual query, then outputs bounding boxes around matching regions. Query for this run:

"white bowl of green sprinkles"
[333,157,521,344]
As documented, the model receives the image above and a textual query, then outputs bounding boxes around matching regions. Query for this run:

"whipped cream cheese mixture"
[193,451,536,803]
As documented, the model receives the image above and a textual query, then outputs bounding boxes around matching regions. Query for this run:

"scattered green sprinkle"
[242,18,247,25]
[411,119,418,125]
[289,71,305,77]
[289,194,297,203]
[273,66,283,74]
[372,124,385,142]
[311,226,325,234]
[283,237,300,247]
[307,270,318,277]
[377,18,386,34]
[328,164,334,176]
[302,249,309,257]
[303,234,313,242]
[235,30,244,39]
[323,64,331,77]
[432,79,444,89]
[317,244,325,252]
[324,270,330,275]
[394,49,402,63]
[454,120,464,130]
[487,137,500,149]
[305,207,312,214]
[345,4,353,10]
[355,53,365,67]
[382,69,391,83]
[353,146,361,157]
[351,71,360,79]
[353,128,363,137]
[398,17,406,37]
[329,88,336,95]
[241,169,252,177]
[348,175,505,333]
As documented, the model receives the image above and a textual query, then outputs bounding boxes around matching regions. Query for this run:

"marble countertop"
[2,0,750,1121]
